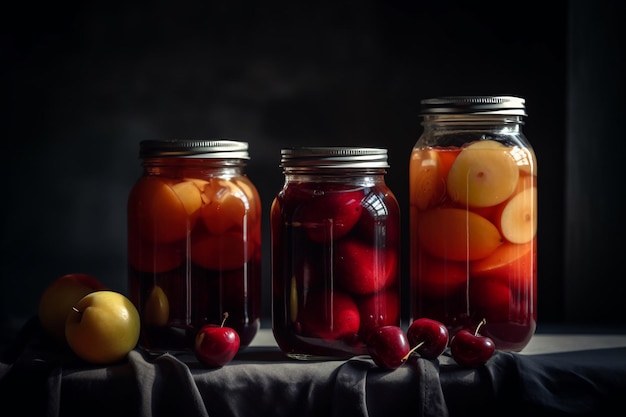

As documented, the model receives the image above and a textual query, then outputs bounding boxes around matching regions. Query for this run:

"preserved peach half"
[190,230,255,270]
[418,208,502,261]
[470,175,533,223]
[185,178,211,203]
[447,140,519,207]
[171,181,203,218]
[495,186,537,244]
[470,241,533,282]
[129,177,202,243]
[200,179,247,235]
[234,177,261,225]
[144,285,170,326]
[410,149,446,210]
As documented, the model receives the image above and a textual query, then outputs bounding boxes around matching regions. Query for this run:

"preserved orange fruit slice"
[410,149,446,210]
[418,208,502,261]
[495,186,537,244]
[128,177,202,243]
[470,241,533,283]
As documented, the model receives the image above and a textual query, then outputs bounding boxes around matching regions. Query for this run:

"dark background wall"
[1,1,624,334]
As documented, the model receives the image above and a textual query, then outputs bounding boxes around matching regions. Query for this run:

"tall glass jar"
[127,139,262,352]
[409,96,537,352]
[271,147,401,360]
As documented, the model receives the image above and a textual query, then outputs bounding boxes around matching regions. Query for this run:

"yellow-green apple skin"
[38,273,107,343]
[65,290,140,364]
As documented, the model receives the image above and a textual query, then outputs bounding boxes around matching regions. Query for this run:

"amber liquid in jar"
[410,97,537,352]
[127,140,262,352]
[271,147,401,360]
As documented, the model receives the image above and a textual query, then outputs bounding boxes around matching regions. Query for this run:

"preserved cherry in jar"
[410,96,537,352]
[128,140,262,352]
[271,147,401,360]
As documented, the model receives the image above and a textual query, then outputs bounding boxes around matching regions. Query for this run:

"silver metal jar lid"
[420,96,526,116]
[280,147,389,169]
[139,139,250,159]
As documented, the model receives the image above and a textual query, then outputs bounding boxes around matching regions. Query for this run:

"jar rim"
[280,146,390,169]
[420,96,527,116]
[139,139,250,159]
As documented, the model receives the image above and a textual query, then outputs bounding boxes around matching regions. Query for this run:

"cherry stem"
[474,318,487,336]
[220,312,229,328]
[402,341,425,363]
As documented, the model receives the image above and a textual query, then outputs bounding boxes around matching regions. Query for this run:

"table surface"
[2,321,626,417]
[249,326,626,355]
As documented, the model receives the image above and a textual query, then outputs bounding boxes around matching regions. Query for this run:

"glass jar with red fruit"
[271,147,401,360]
[410,96,537,352]
[127,139,262,352]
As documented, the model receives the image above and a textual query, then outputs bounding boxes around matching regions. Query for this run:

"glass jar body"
[271,171,401,360]
[410,115,537,352]
[127,157,262,352]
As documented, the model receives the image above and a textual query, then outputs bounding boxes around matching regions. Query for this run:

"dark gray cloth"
[1,317,625,417]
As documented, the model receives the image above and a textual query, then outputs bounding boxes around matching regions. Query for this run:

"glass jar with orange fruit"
[127,140,262,352]
[410,96,537,352]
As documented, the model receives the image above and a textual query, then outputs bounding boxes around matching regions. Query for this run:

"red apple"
[299,289,360,341]
[334,239,397,295]
[195,313,240,368]
[296,187,363,243]
[356,290,400,340]
[38,273,107,343]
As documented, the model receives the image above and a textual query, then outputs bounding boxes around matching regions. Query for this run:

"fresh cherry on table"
[449,318,495,368]
[195,312,240,368]
[406,317,450,360]
[367,325,411,370]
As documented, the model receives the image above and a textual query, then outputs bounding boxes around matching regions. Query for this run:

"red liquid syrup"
[409,144,537,352]
[271,182,401,359]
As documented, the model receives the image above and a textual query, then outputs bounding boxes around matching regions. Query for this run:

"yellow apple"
[38,273,107,343]
[65,290,140,365]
